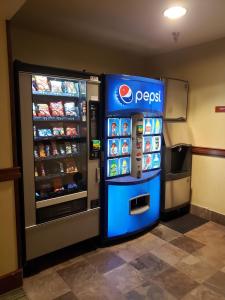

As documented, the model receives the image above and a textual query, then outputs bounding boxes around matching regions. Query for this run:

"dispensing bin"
[161,144,192,219]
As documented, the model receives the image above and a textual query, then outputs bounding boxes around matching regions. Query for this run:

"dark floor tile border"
[0,269,23,295]
[191,204,225,226]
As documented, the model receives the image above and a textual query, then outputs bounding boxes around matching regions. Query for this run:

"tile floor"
[1,221,225,300]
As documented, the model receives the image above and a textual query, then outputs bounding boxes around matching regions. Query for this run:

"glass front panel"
[32,74,87,201]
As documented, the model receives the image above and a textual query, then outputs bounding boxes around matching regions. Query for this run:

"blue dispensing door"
[102,74,164,241]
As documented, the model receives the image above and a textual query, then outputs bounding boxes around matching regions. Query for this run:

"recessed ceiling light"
[163,6,187,19]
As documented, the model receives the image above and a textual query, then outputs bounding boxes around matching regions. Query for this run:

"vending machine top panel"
[105,74,164,116]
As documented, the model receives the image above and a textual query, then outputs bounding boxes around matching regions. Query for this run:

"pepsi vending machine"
[101,74,164,242]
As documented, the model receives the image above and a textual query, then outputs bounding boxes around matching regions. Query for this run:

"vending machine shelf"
[33,116,81,122]
[34,136,85,142]
[35,153,79,162]
[35,171,78,182]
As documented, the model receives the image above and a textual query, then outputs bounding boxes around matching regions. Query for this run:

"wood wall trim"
[0,269,23,295]
[192,146,225,158]
[0,167,21,182]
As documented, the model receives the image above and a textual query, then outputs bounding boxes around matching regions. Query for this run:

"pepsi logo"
[118,84,133,104]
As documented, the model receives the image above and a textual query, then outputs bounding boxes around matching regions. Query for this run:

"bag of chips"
[49,101,64,117]
[50,80,62,94]
[34,75,50,92]
[53,127,65,136]
[66,126,78,136]
[64,102,78,116]
[38,129,52,137]
[63,81,79,95]
[37,103,51,117]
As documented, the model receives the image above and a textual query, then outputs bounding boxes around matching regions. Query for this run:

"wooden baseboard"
[0,167,21,182]
[191,204,225,226]
[192,146,225,158]
[0,269,23,295]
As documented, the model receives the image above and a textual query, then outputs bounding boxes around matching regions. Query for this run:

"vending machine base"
[102,170,160,242]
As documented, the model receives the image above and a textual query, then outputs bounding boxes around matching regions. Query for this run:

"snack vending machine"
[101,74,164,241]
[15,62,101,261]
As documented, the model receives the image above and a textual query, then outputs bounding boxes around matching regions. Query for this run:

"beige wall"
[0,20,18,276]
[11,27,146,75]
[146,39,225,215]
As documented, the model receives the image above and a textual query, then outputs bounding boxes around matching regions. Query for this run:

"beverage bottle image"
[121,159,128,174]
[145,119,151,134]
[155,119,160,134]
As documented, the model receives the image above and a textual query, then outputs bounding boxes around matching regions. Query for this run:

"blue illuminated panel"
[107,174,160,238]
[105,75,164,115]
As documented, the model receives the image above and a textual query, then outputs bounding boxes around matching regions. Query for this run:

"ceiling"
[11,0,225,56]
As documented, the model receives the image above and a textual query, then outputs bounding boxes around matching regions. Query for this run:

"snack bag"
[64,102,78,116]
[33,126,36,137]
[40,163,46,176]
[39,143,46,157]
[71,143,79,154]
[79,81,86,95]
[37,103,51,117]
[50,80,62,94]
[67,182,78,190]
[33,75,50,92]
[33,103,37,117]
[51,141,58,155]
[65,159,78,173]
[34,146,39,158]
[49,101,64,117]
[38,129,52,137]
[53,127,64,136]
[45,144,51,156]
[66,126,78,136]
[53,178,64,192]
[63,81,79,95]
[58,144,65,155]
[65,142,72,154]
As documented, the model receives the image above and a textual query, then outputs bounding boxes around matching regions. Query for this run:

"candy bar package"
[50,80,62,94]
[62,81,79,96]
[36,103,51,117]
[40,163,46,176]
[66,126,78,136]
[58,162,64,173]
[33,126,36,137]
[64,102,79,117]
[32,75,50,92]
[58,144,65,155]
[39,143,46,157]
[71,143,79,154]
[49,101,64,117]
[33,103,37,117]
[45,144,51,156]
[34,146,39,158]
[51,141,58,155]
[65,142,72,154]
[38,128,52,137]
[53,127,64,136]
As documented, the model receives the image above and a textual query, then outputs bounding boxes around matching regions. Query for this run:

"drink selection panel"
[106,117,162,178]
